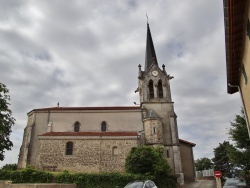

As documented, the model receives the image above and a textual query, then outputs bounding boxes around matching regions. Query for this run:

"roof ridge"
[28,106,141,114]
[36,106,140,109]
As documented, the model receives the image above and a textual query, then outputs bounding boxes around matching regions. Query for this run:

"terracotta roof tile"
[29,106,141,114]
[39,132,195,146]
[224,0,246,94]
[39,131,138,137]
[179,139,196,147]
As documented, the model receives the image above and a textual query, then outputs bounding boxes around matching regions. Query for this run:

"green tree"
[125,146,175,187]
[0,82,15,161]
[125,146,172,176]
[229,109,250,149]
[228,109,250,173]
[195,157,213,171]
[212,141,234,177]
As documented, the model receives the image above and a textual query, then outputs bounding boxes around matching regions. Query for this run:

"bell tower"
[138,24,174,104]
[136,23,184,183]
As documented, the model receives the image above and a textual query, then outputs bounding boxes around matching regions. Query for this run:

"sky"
[0,0,242,167]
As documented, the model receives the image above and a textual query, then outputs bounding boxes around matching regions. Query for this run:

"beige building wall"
[36,109,142,132]
[241,2,250,133]
[180,141,195,182]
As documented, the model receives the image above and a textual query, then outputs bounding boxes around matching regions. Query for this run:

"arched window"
[149,80,154,99]
[101,121,107,132]
[153,127,156,134]
[66,141,73,155]
[166,149,170,158]
[112,146,118,156]
[158,80,163,98]
[74,121,80,132]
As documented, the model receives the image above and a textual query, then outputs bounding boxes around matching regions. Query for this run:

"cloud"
[0,0,242,167]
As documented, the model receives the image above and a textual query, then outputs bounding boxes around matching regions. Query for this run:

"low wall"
[196,176,215,180]
[0,181,76,188]
[196,169,214,179]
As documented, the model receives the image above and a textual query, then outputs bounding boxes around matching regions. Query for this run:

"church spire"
[145,23,158,71]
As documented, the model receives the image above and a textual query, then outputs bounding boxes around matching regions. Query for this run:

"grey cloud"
[0,0,30,26]
[0,0,242,166]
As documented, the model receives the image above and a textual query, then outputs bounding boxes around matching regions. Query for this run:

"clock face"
[152,70,158,76]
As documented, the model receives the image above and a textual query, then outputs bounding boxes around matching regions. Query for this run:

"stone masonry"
[36,139,137,173]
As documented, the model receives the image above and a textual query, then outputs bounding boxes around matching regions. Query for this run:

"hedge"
[0,168,53,183]
[55,171,154,188]
[0,168,177,188]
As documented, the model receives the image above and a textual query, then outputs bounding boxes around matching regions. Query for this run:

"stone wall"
[144,119,163,144]
[0,181,76,188]
[36,138,137,173]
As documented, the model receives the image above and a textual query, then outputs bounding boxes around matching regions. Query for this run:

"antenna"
[146,13,149,23]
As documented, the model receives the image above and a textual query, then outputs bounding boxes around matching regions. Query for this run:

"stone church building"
[17,23,196,183]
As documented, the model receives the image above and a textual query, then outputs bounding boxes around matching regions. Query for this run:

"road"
[183,180,216,188]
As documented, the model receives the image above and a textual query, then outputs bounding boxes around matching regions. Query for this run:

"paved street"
[183,180,216,188]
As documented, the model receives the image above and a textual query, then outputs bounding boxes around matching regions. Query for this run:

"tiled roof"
[28,106,141,114]
[144,109,159,119]
[179,139,196,147]
[224,0,247,94]
[39,131,138,137]
[39,132,195,146]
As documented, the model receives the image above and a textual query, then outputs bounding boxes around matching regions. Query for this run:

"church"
[17,23,196,184]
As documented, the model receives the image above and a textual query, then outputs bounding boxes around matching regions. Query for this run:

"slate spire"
[145,23,158,71]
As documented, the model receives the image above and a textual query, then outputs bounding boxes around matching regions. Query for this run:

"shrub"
[1,163,17,170]
[0,167,53,183]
